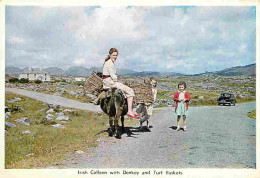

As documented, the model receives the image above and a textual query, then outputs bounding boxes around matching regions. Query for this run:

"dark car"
[217,93,236,106]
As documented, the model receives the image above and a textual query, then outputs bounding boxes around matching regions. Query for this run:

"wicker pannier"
[126,82,154,104]
[84,72,154,104]
[84,72,103,96]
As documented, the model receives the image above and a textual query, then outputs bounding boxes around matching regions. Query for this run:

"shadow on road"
[95,126,151,138]
[169,126,184,131]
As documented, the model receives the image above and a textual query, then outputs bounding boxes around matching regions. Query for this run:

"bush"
[9,78,19,83]
[19,78,29,83]
[35,79,42,84]
[75,81,85,86]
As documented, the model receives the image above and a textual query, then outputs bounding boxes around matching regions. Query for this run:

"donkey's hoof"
[108,129,114,137]
[115,134,121,139]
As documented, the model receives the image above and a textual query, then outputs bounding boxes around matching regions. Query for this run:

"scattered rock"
[46,114,54,121]
[5,112,11,116]
[7,97,22,103]
[59,89,67,95]
[52,124,65,129]
[10,105,23,112]
[63,109,74,112]
[5,122,16,128]
[48,104,60,109]
[15,117,30,126]
[46,108,54,113]
[37,108,46,112]
[5,106,10,113]
[198,96,204,100]
[60,121,69,124]
[74,150,84,154]
[22,130,31,134]
[56,115,69,121]
[69,91,77,96]
[56,112,64,117]
[26,153,34,157]
[5,115,10,120]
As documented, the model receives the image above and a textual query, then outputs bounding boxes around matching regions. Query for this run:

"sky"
[5,6,256,74]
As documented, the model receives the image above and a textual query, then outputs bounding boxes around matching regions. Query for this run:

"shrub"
[19,78,29,83]
[9,78,19,83]
[75,81,85,86]
[35,79,42,84]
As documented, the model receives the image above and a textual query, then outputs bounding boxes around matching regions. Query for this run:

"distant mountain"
[213,63,255,76]
[126,71,183,77]
[127,71,161,77]
[65,66,92,76]
[116,68,136,75]
[44,67,65,75]
[5,63,255,77]
[5,66,22,74]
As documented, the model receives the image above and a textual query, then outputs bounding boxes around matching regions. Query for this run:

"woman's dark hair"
[105,48,119,62]
[178,81,186,89]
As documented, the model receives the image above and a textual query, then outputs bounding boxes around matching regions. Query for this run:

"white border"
[1,0,259,178]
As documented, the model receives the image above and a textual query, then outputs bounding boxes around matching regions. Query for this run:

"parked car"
[217,93,236,106]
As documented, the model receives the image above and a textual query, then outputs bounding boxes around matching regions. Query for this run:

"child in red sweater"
[173,81,190,131]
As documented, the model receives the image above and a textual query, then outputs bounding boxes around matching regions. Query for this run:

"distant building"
[74,77,86,82]
[19,68,51,82]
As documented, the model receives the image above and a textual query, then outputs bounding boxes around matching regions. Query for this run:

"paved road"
[5,88,101,112]
[6,88,256,168]
[58,103,256,168]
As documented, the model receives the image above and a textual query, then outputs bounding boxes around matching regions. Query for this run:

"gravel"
[57,102,256,168]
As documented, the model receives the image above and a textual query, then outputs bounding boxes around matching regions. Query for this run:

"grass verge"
[5,92,137,168]
[247,110,256,119]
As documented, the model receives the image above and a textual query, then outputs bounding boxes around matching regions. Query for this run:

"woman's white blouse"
[103,59,117,82]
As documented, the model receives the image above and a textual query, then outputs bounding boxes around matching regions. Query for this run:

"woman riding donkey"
[92,48,140,120]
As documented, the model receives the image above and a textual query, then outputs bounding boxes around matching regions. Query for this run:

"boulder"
[74,150,84,154]
[56,115,69,121]
[5,115,10,120]
[5,122,16,128]
[69,91,77,96]
[51,124,65,129]
[5,106,10,113]
[26,153,34,157]
[58,89,67,95]
[22,130,31,134]
[7,97,22,103]
[56,112,64,117]
[198,96,204,100]
[15,117,30,126]
[46,114,54,121]
[46,108,54,113]
[48,104,60,109]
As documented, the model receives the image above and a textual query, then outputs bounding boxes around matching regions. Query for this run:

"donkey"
[100,88,128,139]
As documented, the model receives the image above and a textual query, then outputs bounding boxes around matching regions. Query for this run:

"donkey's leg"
[115,108,123,139]
[108,116,114,137]
[121,115,125,133]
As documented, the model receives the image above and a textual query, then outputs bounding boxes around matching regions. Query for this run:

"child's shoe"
[183,126,187,131]
[176,126,180,131]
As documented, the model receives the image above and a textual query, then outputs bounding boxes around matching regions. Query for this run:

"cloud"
[64,7,148,41]
[5,6,256,74]
[8,36,25,44]
[73,58,85,65]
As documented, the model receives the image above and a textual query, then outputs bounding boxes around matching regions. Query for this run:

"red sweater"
[173,91,190,110]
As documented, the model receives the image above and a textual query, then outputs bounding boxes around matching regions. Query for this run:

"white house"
[74,77,86,82]
[19,68,51,82]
